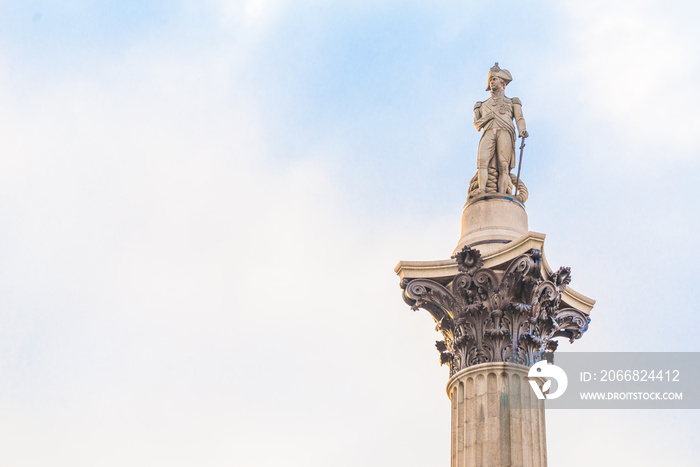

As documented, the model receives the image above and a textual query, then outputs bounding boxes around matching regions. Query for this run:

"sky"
[0,1,699,466]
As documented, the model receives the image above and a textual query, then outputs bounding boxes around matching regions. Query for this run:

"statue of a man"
[473,63,528,195]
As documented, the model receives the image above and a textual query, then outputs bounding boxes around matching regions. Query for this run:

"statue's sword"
[514,136,526,197]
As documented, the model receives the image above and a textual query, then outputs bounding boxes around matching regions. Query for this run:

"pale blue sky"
[0,1,698,466]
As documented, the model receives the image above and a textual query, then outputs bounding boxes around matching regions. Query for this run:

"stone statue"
[469,63,528,202]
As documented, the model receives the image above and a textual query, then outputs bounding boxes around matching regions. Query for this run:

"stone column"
[396,236,593,467]
[447,363,546,467]
[395,63,596,467]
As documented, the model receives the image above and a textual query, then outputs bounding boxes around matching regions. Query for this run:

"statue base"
[454,194,528,256]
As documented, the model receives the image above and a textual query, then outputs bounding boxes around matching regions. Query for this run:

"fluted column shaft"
[447,363,546,467]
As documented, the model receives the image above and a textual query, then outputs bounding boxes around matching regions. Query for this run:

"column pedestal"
[454,195,528,256]
[447,363,547,467]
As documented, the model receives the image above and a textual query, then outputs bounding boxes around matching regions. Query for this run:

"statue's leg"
[496,131,514,193]
[477,132,496,193]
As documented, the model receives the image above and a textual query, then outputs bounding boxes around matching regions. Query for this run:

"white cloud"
[0,20,458,464]
[1,2,699,466]
[540,0,700,165]
[548,409,699,466]
[203,0,290,34]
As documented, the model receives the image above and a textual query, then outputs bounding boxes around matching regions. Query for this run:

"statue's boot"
[498,172,510,193]
[478,167,489,193]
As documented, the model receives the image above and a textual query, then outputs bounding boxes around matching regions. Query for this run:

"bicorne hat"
[486,62,513,91]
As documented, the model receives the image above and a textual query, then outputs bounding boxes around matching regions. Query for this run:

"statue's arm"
[512,97,528,138]
[473,101,493,131]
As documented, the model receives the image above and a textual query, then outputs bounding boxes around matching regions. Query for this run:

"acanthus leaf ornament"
[401,246,590,376]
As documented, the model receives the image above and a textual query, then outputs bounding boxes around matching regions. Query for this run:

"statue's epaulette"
[474,101,483,109]
[511,97,522,106]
